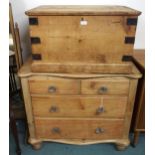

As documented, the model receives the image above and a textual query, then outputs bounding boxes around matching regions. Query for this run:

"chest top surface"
[25,5,141,16]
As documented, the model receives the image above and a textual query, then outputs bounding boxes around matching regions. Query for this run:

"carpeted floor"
[9,121,145,155]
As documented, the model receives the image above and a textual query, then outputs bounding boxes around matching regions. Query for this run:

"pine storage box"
[26,5,141,73]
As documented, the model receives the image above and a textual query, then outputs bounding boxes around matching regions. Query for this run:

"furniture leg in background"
[132,50,145,147]
[10,100,21,155]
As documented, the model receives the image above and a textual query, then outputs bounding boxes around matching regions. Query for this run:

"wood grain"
[81,77,129,95]
[30,16,135,63]
[31,62,133,74]
[21,78,35,138]
[35,118,124,140]
[18,60,141,148]
[18,59,142,79]
[26,5,141,75]
[30,15,136,71]
[28,76,80,95]
[31,95,128,118]
[123,79,138,139]
[25,5,141,16]
[19,5,142,149]
[132,49,145,146]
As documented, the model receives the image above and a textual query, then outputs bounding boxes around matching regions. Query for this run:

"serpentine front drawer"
[29,77,129,95]
[35,118,124,140]
[31,95,128,118]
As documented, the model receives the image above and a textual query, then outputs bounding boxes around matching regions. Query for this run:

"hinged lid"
[25,5,141,16]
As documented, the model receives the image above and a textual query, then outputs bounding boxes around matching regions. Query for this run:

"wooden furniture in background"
[9,3,25,119]
[132,50,145,146]
[9,3,23,69]
[10,99,21,155]
[26,5,141,73]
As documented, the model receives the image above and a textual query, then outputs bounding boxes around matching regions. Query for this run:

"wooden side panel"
[28,76,80,95]
[81,77,129,95]
[35,118,124,140]
[31,95,128,118]
[123,79,138,138]
[30,16,136,63]
[21,78,35,138]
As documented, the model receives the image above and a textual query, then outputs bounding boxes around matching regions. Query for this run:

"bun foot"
[116,144,128,151]
[32,142,42,150]
[115,139,130,151]
[29,138,42,150]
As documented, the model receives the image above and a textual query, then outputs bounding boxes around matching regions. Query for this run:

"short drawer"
[29,77,80,95]
[35,118,124,140]
[81,77,129,95]
[32,96,127,118]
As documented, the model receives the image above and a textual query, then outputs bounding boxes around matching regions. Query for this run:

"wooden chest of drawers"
[26,5,141,74]
[19,5,142,151]
[19,60,141,150]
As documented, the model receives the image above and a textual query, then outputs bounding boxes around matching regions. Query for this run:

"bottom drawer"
[35,118,124,140]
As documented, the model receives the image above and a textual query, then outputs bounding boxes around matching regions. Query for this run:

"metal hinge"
[29,17,38,25]
[32,54,42,60]
[127,18,138,26]
[122,55,133,62]
[30,37,41,44]
[125,37,135,44]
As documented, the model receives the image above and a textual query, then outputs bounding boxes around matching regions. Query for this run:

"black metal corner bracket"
[125,37,135,44]
[29,17,38,25]
[127,18,138,26]
[30,37,41,44]
[32,54,42,60]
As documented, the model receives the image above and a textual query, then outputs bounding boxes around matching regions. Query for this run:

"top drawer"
[29,77,80,95]
[81,77,129,95]
[29,76,129,95]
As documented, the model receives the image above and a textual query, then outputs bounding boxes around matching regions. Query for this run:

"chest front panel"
[29,16,136,64]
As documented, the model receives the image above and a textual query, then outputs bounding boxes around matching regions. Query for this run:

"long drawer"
[32,96,127,118]
[35,118,124,140]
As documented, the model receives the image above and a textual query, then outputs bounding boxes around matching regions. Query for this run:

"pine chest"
[20,5,142,151]
[26,5,141,73]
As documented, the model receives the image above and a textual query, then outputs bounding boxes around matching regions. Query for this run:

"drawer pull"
[48,86,57,93]
[95,128,105,134]
[96,107,105,114]
[98,86,108,94]
[52,127,60,134]
[49,106,58,113]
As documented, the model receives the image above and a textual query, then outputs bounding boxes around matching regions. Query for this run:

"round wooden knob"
[95,128,105,134]
[52,127,60,134]
[98,86,108,94]
[49,106,58,112]
[96,107,105,114]
[48,86,57,93]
